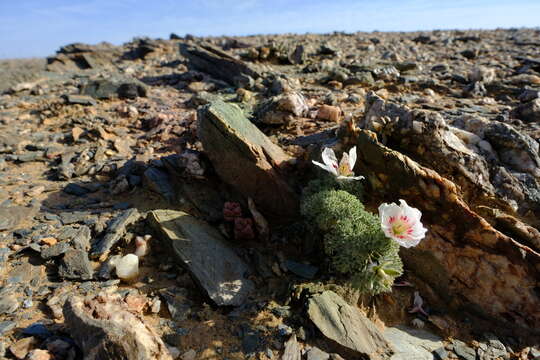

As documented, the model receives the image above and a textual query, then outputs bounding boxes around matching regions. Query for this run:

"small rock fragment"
[316,105,341,122]
[58,249,93,280]
[26,349,52,360]
[223,202,242,221]
[9,337,38,359]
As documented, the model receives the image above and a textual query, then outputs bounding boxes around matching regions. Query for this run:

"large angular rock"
[384,326,443,360]
[180,42,261,86]
[198,100,299,222]
[307,291,394,359]
[148,209,254,306]
[63,293,173,360]
[361,92,540,229]
[349,129,540,335]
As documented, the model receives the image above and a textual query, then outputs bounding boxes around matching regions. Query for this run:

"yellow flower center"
[338,162,352,176]
[391,218,410,237]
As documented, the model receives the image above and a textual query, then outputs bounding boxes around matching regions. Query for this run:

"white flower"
[378,199,427,247]
[312,146,364,181]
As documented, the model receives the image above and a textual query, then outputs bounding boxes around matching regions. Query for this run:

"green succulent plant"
[301,179,403,295]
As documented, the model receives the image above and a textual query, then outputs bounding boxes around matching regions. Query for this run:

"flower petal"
[336,175,364,181]
[321,147,338,168]
[348,146,357,170]
[312,160,337,176]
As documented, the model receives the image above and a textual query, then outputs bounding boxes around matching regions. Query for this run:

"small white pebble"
[116,254,139,282]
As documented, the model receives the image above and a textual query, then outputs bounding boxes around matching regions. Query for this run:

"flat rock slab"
[148,209,254,306]
[307,291,394,360]
[384,326,443,360]
[198,100,299,222]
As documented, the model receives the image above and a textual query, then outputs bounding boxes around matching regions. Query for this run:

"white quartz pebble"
[115,254,139,281]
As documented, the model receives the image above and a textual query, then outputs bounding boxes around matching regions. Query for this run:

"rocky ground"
[1,28,540,360]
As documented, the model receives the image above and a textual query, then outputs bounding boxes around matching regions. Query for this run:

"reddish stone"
[223,202,242,221]
[234,217,255,240]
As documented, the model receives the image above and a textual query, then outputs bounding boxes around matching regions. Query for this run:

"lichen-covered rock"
[347,129,540,335]
[361,93,540,227]
[198,100,299,222]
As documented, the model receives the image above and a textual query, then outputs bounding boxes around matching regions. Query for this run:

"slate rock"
[71,225,92,251]
[148,209,254,306]
[58,211,94,225]
[478,339,507,360]
[198,100,299,222]
[241,328,262,355]
[0,205,36,231]
[513,98,540,122]
[0,321,16,335]
[306,346,330,360]
[0,295,19,315]
[433,347,448,360]
[41,241,71,259]
[143,167,175,203]
[58,249,93,281]
[452,340,476,360]
[180,42,260,86]
[91,208,140,261]
[307,291,393,359]
[63,94,97,106]
[82,76,147,100]
[63,183,91,196]
[384,326,443,360]
[281,334,301,360]
[284,260,318,279]
[22,323,51,339]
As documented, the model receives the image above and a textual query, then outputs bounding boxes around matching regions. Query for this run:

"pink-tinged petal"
[348,146,357,170]
[378,203,402,224]
[312,160,338,176]
[321,147,338,169]
[379,200,427,247]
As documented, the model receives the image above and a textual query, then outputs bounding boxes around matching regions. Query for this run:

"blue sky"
[0,0,539,59]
